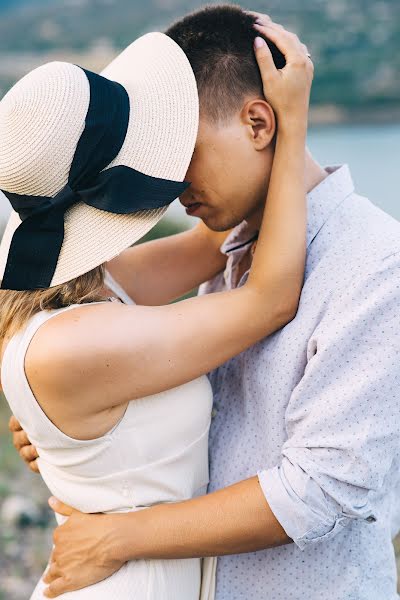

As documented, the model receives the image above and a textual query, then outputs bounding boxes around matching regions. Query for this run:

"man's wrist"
[107,509,149,563]
[102,478,290,563]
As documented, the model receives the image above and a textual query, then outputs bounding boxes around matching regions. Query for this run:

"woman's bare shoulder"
[24,302,136,437]
[25,302,138,388]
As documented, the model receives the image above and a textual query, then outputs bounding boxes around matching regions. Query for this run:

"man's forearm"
[111,476,291,562]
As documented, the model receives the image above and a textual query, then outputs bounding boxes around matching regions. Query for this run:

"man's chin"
[200,215,241,233]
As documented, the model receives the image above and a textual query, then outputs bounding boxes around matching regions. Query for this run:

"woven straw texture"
[0,32,199,287]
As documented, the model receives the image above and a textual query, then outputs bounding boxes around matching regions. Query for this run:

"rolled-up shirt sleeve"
[258,252,400,550]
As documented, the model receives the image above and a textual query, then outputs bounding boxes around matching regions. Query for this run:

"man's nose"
[179,188,193,204]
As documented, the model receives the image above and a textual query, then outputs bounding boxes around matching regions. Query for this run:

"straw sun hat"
[0,32,199,290]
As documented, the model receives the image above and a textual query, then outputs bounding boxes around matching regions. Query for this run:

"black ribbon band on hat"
[1,68,190,291]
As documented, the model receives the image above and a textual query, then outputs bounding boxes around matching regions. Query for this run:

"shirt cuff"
[257,460,351,550]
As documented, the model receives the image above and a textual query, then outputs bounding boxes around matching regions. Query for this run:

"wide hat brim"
[0,33,199,288]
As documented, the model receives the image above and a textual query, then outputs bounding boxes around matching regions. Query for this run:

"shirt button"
[211,408,218,418]
[366,516,376,523]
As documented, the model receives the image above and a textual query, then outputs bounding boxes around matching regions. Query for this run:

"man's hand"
[43,497,124,598]
[9,415,40,473]
[44,477,289,596]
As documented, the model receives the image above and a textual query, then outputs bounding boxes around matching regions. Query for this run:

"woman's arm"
[28,26,312,423]
[106,222,229,305]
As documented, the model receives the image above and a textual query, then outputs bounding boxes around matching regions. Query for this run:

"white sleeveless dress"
[1,273,217,599]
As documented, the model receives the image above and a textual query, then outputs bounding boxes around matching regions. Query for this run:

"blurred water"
[308,123,399,221]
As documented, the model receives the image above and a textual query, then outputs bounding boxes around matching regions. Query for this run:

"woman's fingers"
[269,25,304,56]
[253,37,276,83]
[8,415,22,432]
[29,459,40,474]
[254,22,301,52]
[246,10,272,25]
[254,36,278,97]
[13,428,31,451]
[20,443,39,462]
[252,19,313,120]
[253,23,309,64]
[247,9,304,55]
[9,417,40,470]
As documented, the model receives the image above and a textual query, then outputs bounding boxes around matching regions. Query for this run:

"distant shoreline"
[309,106,400,127]
[0,50,399,128]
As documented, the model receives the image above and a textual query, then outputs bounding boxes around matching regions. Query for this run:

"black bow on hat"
[1,68,190,291]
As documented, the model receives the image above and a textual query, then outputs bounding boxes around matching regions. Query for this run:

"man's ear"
[241,99,276,150]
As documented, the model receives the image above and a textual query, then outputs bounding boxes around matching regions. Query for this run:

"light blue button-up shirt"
[199,165,400,600]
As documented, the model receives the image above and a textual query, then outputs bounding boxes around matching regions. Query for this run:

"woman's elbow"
[273,287,302,328]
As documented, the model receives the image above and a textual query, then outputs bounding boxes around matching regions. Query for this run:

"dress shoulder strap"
[104,270,135,305]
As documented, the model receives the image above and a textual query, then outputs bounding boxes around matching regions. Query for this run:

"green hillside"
[0,0,399,119]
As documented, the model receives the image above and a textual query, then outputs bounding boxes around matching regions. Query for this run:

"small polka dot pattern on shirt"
[199,166,400,600]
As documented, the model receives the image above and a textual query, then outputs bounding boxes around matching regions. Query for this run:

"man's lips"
[185,202,202,216]
[181,200,204,216]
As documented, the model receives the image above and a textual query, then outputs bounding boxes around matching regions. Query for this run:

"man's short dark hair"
[165,4,285,122]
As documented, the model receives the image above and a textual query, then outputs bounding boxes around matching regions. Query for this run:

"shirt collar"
[221,164,355,256]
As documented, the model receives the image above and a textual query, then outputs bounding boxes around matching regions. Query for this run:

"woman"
[0,24,313,600]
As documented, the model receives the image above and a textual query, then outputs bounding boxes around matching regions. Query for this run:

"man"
[10,5,400,599]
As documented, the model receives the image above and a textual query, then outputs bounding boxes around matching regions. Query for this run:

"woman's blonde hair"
[0,264,106,345]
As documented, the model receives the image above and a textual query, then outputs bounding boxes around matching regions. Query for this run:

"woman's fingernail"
[48,497,56,508]
[254,37,266,49]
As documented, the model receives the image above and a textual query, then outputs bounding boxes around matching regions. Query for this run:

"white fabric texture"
[104,270,136,305]
[200,165,400,600]
[1,303,215,599]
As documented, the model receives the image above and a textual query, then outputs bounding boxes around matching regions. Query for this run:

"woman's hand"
[9,415,40,473]
[252,15,314,127]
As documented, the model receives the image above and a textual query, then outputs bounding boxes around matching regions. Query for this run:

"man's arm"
[118,477,290,559]
[257,252,400,548]
[43,478,289,597]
